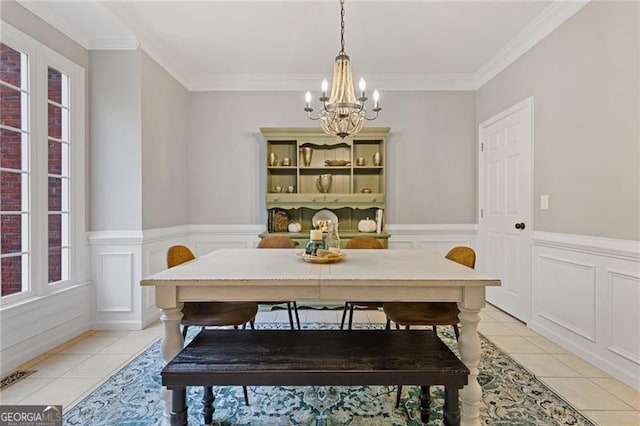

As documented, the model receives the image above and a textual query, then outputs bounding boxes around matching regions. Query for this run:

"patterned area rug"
[63,323,595,426]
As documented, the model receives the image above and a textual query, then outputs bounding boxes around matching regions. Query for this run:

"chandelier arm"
[306,111,321,121]
[364,110,379,121]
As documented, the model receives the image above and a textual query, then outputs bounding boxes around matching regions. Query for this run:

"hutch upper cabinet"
[261,127,390,247]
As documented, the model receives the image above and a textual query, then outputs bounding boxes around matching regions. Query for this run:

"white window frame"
[0,23,86,307]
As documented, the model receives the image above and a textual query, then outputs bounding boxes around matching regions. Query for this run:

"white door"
[478,98,533,323]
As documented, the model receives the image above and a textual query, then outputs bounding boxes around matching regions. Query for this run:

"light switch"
[540,194,549,210]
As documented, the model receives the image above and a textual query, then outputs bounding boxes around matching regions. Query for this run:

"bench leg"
[202,386,215,425]
[169,386,188,426]
[419,385,432,424]
[443,386,461,426]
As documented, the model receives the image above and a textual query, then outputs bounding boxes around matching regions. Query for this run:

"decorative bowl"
[296,250,345,264]
[324,160,351,167]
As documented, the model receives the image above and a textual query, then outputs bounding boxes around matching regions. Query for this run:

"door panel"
[479,98,533,322]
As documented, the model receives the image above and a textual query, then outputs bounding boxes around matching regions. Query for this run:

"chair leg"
[348,303,355,330]
[293,301,301,330]
[202,386,215,425]
[242,386,249,406]
[233,325,239,330]
[432,325,437,335]
[249,320,255,330]
[286,302,295,330]
[395,385,403,408]
[419,385,432,424]
[182,325,189,339]
[453,324,460,341]
[385,318,391,330]
[340,302,349,330]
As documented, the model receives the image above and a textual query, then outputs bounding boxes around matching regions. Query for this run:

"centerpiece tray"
[296,250,345,264]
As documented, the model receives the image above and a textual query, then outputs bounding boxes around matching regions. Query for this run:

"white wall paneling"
[0,284,91,377]
[189,225,266,255]
[531,231,640,391]
[386,224,477,255]
[96,253,134,312]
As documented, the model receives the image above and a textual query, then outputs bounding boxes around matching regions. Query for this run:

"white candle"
[310,230,323,241]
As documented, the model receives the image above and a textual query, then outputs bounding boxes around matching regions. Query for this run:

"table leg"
[160,305,184,426]
[457,287,484,426]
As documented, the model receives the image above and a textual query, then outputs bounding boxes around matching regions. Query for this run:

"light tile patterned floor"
[1,304,639,426]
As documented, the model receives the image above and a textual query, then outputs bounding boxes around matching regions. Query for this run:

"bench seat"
[162,329,469,425]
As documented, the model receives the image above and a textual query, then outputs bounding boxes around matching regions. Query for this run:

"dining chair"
[256,234,301,329]
[167,245,258,411]
[340,236,387,330]
[383,246,476,410]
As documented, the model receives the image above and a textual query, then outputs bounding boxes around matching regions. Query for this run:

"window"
[0,42,29,296]
[1,24,85,303]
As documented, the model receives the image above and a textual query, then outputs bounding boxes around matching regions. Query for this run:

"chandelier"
[304,0,381,139]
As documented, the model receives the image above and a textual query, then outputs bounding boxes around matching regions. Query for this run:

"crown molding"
[16,0,90,49]
[16,0,590,92]
[189,73,477,92]
[474,0,590,89]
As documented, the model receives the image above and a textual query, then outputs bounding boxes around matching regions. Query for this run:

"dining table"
[140,247,501,426]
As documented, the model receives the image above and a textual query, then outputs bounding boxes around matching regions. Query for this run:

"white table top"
[141,248,500,288]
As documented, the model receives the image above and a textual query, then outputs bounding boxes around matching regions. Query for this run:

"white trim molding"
[530,231,640,391]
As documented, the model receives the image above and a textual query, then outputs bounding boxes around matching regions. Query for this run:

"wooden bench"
[162,329,469,426]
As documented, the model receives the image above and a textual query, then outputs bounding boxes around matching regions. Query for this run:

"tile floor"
[1,304,639,426]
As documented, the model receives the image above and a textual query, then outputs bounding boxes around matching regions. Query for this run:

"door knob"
[515,222,526,230]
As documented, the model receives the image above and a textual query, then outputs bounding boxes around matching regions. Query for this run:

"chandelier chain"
[340,0,346,54]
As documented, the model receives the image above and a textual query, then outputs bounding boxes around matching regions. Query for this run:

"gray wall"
[476,1,640,240]
[89,50,142,231]
[141,51,190,229]
[189,91,477,225]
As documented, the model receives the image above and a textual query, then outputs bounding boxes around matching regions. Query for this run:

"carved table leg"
[457,287,484,426]
[419,385,431,424]
[160,303,184,426]
[443,387,461,426]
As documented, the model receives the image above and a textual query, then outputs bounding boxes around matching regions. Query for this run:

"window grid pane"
[1,254,27,297]
[47,66,70,285]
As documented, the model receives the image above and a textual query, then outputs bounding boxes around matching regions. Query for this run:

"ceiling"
[15,0,588,91]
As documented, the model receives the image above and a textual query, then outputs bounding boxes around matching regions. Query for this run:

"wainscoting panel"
[96,253,133,312]
[606,269,640,366]
[531,232,640,391]
[536,254,596,342]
